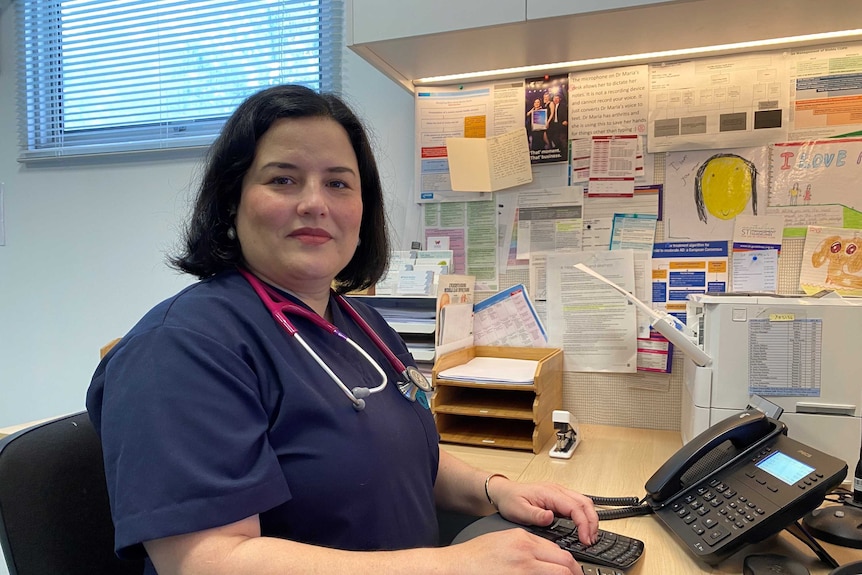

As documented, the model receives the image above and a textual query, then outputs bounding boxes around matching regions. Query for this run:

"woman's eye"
[329,180,349,189]
[271,176,294,185]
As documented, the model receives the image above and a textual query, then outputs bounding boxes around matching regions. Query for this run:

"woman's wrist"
[483,473,508,510]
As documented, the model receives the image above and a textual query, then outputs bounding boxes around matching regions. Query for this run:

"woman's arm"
[146,516,451,575]
[434,450,599,546]
[145,512,583,575]
[433,448,499,516]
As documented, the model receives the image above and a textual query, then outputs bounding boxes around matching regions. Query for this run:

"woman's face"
[236,116,363,293]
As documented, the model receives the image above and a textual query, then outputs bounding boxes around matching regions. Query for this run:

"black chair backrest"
[0,412,144,575]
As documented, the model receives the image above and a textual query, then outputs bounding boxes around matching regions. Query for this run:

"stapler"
[549,410,579,459]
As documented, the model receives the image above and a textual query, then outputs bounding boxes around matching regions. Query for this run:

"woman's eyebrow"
[259,162,356,176]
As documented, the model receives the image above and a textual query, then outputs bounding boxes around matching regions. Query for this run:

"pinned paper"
[446,128,532,192]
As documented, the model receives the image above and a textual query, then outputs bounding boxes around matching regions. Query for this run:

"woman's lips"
[290,228,332,245]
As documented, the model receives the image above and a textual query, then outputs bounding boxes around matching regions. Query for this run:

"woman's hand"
[487,476,599,547]
[442,527,582,575]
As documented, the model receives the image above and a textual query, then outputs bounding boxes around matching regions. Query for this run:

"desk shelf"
[431,346,563,454]
[354,295,437,376]
[436,415,537,451]
[432,385,537,419]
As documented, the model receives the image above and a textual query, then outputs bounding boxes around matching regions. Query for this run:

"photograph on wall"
[525,74,568,165]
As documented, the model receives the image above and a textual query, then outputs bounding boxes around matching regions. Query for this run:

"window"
[16,0,343,161]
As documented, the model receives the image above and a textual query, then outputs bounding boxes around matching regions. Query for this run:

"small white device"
[549,410,579,459]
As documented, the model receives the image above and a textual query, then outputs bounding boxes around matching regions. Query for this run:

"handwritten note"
[446,128,532,192]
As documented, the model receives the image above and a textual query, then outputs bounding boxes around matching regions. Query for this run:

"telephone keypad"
[671,482,768,548]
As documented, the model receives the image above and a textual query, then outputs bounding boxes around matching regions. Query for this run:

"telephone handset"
[645,410,780,504]
[644,409,847,565]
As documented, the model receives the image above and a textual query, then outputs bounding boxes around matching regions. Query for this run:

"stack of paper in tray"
[437,357,538,385]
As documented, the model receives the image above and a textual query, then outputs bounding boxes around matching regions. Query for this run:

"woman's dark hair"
[169,84,390,294]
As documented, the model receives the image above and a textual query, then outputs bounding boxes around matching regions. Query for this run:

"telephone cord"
[586,495,641,507]
[596,505,654,521]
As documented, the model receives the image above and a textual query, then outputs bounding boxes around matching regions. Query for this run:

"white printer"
[682,293,862,477]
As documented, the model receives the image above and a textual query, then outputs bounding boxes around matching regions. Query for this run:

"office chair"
[0,412,144,575]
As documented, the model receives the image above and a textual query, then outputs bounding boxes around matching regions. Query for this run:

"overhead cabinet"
[347,0,862,92]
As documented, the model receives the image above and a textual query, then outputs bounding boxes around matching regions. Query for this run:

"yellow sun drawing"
[695,154,757,223]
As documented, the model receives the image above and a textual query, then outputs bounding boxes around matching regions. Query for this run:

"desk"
[0,416,61,439]
[448,424,859,574]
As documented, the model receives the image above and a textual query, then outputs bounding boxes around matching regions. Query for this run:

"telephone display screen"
[755,451,814,485]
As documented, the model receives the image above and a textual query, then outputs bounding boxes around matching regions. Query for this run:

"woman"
[87,84,598,575]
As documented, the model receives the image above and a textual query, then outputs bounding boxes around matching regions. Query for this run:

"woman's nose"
[297,182,328,215]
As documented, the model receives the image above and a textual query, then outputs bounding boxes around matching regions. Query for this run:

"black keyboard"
[527,517,644,570]
[579,564,625,575]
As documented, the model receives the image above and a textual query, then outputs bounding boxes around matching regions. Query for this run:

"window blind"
[16,0,344,161]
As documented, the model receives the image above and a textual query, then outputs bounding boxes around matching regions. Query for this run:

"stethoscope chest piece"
[398,379,430,409]
[405,365,433,392]
[398,365,433,409]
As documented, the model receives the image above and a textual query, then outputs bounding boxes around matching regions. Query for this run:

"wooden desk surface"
[448,424,860,574]
[0,416,61,439]
[440,443,536,479]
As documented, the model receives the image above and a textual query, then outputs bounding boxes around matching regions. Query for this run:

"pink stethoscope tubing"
[239,267,409,411]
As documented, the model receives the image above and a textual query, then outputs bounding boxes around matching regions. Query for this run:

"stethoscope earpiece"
[351,387,371,410]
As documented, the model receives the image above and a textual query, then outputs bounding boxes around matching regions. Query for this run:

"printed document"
[546,250,637,372]
[473,284,547,347]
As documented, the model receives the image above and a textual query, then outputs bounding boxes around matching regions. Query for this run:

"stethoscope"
[238,267,433,411]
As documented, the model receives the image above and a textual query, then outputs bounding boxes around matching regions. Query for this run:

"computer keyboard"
[579,563,626,575]
[526,517,645,570]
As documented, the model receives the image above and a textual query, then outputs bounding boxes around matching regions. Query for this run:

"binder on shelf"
[431,346,563,454]
[356,295,438,366]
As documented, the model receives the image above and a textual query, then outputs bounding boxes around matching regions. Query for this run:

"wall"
[0,5,419,430]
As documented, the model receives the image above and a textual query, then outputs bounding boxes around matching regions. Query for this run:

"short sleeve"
[89,325,290,557]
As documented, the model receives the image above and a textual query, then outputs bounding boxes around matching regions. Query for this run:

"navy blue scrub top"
[87,270,440,571]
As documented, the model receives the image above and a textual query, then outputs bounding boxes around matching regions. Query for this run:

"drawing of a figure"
[694,153,757,223]
[789,182,800,205]
[811,235,862,288]
[803,184,811,205]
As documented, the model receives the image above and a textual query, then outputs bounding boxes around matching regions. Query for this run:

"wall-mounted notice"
[415,80,524,203]
[789,43,862,141]
[648,52,788,153]
[568,65,649,139]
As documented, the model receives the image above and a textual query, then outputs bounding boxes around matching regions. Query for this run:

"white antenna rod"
[573,263,713,367]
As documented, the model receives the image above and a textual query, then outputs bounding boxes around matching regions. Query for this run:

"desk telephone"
[453,410,847,571]
[644,409,848,564]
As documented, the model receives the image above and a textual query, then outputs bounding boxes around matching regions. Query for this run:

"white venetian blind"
[16,0,343,161]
